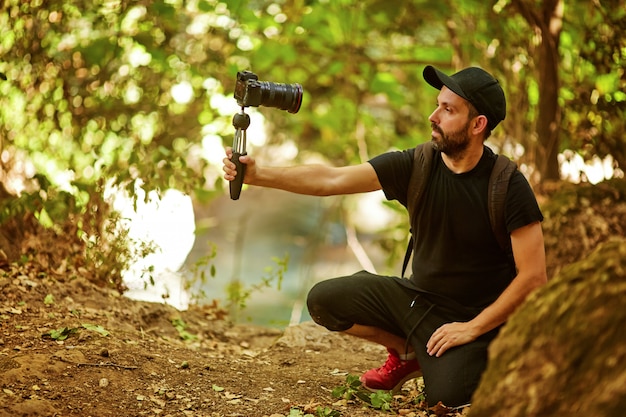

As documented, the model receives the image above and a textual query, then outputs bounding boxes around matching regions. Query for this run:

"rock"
[469,238,626,417]
[273,320,383,355]
[273,321,334,349]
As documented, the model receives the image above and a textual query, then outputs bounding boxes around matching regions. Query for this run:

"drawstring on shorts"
[404,294,435,357]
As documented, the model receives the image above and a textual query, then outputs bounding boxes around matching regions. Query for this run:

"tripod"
[229,108,250,200]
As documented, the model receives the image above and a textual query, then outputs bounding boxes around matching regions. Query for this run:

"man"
[222,65,547,407]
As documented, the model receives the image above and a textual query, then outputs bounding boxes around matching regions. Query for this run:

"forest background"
[1,1,626,416]
[1,0,625,316]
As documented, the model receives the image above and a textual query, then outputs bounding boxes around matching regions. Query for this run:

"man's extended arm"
[426,221,548,357]
[222,147,382,196]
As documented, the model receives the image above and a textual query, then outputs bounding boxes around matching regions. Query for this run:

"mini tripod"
[229,108,250,200]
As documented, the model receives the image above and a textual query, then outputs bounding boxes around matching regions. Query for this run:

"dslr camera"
[234,70,303,114]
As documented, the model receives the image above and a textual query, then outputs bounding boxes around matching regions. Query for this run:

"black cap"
[423,65,506,130]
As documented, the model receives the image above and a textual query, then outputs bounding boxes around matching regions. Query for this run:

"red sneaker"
[360,348,422,393]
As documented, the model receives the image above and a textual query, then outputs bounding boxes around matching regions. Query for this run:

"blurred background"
[0,0,624,327]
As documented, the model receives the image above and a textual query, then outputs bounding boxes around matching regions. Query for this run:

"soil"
[0,266,441,417]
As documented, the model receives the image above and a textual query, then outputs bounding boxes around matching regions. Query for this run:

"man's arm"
[426,221,547,357]
[222,147,382,196]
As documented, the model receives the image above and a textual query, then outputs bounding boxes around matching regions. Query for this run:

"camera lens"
[258,81,303,114]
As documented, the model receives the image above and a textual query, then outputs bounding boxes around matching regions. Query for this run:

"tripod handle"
[229,151,247,200]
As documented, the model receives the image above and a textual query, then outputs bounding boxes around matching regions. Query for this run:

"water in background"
[187,187,392,328]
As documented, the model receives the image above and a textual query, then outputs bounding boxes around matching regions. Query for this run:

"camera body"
[234,70,302,114]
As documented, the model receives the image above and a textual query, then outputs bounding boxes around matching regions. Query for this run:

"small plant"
[46,327,78,341]
[184,241,218,304]
[331,374,364,401]
[82,323,110,337]
[314,406,341,417]
[288,408,309,417]
[227,253,289,313]
[288,406,341,417]
[43,323,110,340]
[43,294,55,306]
[171,317,197,341]
[369,390,393,411]
[331,374,413,412]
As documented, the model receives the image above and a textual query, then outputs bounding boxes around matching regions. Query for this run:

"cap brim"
[423,65,469,102]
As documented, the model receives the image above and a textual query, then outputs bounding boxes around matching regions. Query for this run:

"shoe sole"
[361,370,423,394]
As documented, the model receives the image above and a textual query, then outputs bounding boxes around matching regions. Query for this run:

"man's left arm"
[426,221,547,357]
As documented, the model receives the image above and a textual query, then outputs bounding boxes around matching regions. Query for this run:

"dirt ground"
[0,266,446,417]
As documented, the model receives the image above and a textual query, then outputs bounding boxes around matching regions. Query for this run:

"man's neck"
[441,144,484,174]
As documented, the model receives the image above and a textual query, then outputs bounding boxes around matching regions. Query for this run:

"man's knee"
[306,279,352,332]
[419,342,488,407]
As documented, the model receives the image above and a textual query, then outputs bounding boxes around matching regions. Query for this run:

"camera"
[234,70,303,114]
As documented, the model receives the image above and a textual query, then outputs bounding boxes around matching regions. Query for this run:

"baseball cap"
[423,65,506,130]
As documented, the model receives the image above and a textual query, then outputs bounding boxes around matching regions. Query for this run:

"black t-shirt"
[369,145,543,311]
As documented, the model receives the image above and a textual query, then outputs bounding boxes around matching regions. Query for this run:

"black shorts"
[306,270,500,407]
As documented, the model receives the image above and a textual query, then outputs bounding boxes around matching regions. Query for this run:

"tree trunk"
[512,0,563,181]
[469,237,626,417]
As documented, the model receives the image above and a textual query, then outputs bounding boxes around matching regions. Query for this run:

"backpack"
[401,141,518,277]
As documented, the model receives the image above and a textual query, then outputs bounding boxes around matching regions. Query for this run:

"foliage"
[226,253,289,316]
[45,326,78,341]
[331,374,428,413]
[171,317,197,341]
[82,323,110,337]
[0,0,624,295]
[0,0,223,199]
[487,0,626,177]
[183,241,218,304]
[44,323,109,340]
[558,1,626,167]
[288,406,341,417]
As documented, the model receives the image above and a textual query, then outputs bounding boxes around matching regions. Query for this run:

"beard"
[431,121,472,159]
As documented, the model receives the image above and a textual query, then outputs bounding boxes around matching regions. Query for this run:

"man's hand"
[222,146,256,183]
[426,322,478,357]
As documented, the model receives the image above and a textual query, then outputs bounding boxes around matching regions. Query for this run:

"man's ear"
[472,115,489,135]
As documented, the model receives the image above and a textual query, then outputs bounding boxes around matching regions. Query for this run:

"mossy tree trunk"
[469,238,626,417]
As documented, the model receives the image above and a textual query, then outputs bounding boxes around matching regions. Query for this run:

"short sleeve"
[368,149,415,207]
[505,171,544,233]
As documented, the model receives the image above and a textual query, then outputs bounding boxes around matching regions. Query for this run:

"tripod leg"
[230,111,250,200]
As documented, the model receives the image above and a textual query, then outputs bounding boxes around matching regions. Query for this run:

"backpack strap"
[488,154,518,263]
[402,142,435,277]
[406,142,436,216]
[401,236,413,278]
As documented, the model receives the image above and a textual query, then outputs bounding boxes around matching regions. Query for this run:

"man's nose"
[428,108,439,124]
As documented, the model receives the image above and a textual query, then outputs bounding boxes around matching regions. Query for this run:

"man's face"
[428,87,474,158]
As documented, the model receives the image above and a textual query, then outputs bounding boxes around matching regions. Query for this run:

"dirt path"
[1,272,451,417]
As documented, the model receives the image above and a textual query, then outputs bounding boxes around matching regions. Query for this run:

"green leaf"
[212,384,224,392]
[43,294,55,305]
[82,323,110,337]
[47,327,77,341]
[35,208,54,228]
[369,390,392,410]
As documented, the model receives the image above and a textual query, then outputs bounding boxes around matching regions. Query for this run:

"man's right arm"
[223,147,381,196]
